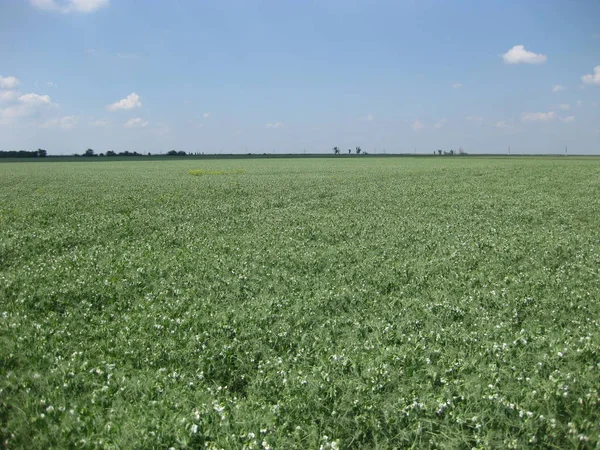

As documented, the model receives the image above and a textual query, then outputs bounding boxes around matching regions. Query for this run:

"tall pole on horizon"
[565,146,568,156]
[508,145,511,156]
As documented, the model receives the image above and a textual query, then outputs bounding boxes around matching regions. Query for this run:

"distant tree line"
[167,150,188,156]
[0,148,203,157]
[333,146,366,155]
[73,149,189,157]
[0,149,47,158]
[434,147,466,156]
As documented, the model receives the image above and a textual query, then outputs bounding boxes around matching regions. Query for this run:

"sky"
[0,0,599,155]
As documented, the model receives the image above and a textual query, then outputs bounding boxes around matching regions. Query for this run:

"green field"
[1,157,599,448]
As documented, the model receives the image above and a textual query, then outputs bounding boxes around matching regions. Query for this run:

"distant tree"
[458,147,465,155]
[355,146,362,155]
[0,150,42,158]
[449,149,454,156]
[348,149,351,154]
[37,148,47,157]
[99,153,104,157]
[437,149,442,155]
[177,150,187,156]
[84,148,95,157]
[167,150,178,156]
[106,150,116,156]
[333,146,340,154]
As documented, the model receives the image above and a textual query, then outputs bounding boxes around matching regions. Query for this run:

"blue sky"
[1,0,599,155]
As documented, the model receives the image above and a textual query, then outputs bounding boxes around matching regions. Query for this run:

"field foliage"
[1,157,600,448]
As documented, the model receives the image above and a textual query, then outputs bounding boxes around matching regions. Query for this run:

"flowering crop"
[1,156,599,448]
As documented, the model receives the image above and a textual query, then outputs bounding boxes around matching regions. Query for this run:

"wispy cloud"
[124,117,148,128]
[89,119,108,127]
[411,120,424,131]
[452,83,462,89]
[434,118,447,129]
[552,84,565,93]
[495,120,515,132]
[555,104,571,110]
[559,116,575,123]
[116,53,140,60]
[266,122,283,128]
[40,115,78,129]
[465,115,484,125]
[202,112,211,119]
[46,81,58,88]
[521,111,556,122]
[107,92,142,111]
[502,45,547,64]
[156,123,171,136]
[30,0,109,13]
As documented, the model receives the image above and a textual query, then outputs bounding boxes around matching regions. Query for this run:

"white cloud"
[41,115,78,129]
[495,121,515,131]
[521,111,556,122]
[46,81,58,88]
[116,53,140,60]
[124,117,148,128]
[359,113,374,121]
[266,122,283,128]
[559,116,575,123]
[502,45,547,64]
[552,84,565,93]
[89,119,108,127]
[411,120,424,131]
[0,76,20,89]
[107,92,142,111]
[202,112,211,119]
[452,83,463,89]
[555,104,571,110]
[434,118,447,129]
[156,123,171,136]
[581,66,600,86]
[465,115,484,125]
[0,90,20,103]
[0,92,55,125]
[0,106,26,125]
[30,0,109,13]
[19,93,52,106]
